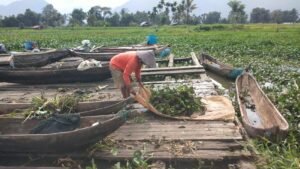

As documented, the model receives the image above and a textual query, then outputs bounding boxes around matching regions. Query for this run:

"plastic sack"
[159,48,171,58]
[77,59,102,71]
[30,113,80,134]
[147,35,157,45]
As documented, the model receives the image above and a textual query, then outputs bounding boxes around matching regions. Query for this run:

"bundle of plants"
[150,85,205,117]
[24,94,80,119]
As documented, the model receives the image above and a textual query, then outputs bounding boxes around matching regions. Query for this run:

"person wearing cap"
[109,50,156,98]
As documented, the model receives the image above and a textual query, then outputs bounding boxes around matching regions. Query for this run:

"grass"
[1,24,299,168]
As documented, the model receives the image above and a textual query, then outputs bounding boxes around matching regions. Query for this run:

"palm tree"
[227,0,247,24]
[183,0,197,24]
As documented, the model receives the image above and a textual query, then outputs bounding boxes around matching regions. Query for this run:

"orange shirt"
[110,51,142,87]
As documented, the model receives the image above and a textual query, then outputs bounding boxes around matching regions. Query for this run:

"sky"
[0,0,130,13]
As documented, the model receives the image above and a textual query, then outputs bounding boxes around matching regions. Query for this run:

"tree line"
[0,0,299,28]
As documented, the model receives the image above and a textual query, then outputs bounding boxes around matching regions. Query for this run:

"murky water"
[246,108,262,127]
[206,71,234,89]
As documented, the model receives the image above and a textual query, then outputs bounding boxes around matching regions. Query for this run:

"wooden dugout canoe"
[11,49,70,68]
[236,72,289,139]
[71,51,117,61]
[200,53,244,80]
[86,44,167,53]
[71,45,169,61]
[0,114,126,153]
[0,63,111,84]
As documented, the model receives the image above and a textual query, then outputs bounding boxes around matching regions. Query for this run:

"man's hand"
[130,89,136,96]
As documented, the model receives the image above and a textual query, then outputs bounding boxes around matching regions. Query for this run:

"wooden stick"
[90,45,104,52]
[191,52,201,66]
[168,54,174,67]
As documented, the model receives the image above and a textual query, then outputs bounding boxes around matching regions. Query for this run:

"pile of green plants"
[150,85,205,116]
[25,94,80,119]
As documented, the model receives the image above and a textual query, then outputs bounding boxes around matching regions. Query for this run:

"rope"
[116,109,131,121]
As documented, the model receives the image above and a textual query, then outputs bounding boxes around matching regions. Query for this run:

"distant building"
[140,21,150,27]
[32,25,44,30]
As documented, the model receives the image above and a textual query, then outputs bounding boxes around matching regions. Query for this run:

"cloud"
[45,0,129,13]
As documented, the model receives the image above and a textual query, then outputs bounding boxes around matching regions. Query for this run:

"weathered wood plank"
[141,66,203,72]
[110,131,243,141]
[92,150,251,161]
[125,120,236,126]
[0,146,251,162]
[141,69,205,76]
[115,127,239,133]
[106,140,245,150]
[121,123,236,129]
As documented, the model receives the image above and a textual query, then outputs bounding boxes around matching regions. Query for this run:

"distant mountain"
[0,0,48,16]
[114,0,300,18]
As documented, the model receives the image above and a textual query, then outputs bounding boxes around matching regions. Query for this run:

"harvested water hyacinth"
[150,85,205,116]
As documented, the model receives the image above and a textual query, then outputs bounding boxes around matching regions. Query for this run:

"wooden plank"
[121,122,236,128]
[92,149,251,161]
[106,140,244,150]
[168,54,174,67]
[191,52,201,66]
[173,57,192,62]
[156,57,191,63]
[141,69,205,76]
[110,132,242,141]
[142,66,203,72]
[109,122,243,140]
[126,120,236,126]
[115,127,239,133]
[0,148,252,162]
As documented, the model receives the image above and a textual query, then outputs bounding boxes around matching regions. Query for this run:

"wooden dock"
[0,53,255,168]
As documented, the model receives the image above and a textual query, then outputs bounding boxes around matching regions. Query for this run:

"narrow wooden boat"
[87,44,167,53]
[0,114,126,153]
[0,97,134,116]
[0,62,111,84]
[11,49,70,68]
[236,72,289,139]
[200,53,244,79]
[72,45,169,61]
[71,51,117,61]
